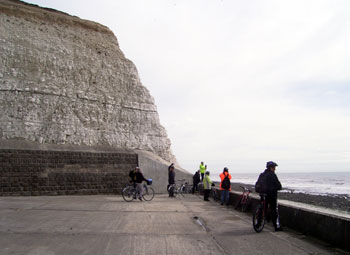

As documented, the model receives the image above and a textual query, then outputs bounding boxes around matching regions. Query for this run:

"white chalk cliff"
[0,0,176,163]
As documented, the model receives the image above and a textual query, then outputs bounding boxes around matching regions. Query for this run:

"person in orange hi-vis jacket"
[219,167,231,206]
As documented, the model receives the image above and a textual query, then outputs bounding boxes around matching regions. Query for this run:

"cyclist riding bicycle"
[129,167,148,201]
[256,161,283,231]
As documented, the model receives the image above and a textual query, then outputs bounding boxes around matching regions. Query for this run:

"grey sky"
[26,0,350,174]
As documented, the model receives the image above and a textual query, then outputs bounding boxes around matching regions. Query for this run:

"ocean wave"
[220,172,350,196]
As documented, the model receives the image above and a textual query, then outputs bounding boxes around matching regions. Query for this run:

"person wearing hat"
[262,161,283,231]
[129,166,148,201]
[219,167,232,206]
[129,167,138,186]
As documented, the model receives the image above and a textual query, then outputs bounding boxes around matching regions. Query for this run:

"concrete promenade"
[0,194,347,255]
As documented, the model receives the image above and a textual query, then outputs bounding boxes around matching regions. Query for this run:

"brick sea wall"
[0,149,138,196]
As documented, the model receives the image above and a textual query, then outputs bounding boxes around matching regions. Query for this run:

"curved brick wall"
[0,148,137,196]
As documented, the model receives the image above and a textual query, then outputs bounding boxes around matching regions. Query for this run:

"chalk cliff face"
[0,0,176,163]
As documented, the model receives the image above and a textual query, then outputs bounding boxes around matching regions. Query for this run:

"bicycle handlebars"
[240,185,252,192]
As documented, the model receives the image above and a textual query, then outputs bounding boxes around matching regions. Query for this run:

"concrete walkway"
[0,194,347,255]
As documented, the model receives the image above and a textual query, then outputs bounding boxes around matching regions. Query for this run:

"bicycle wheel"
[235,196,242,209]
[180,185,185,197]
[196,188,203,198]
[241,197,250,212]
[185,184,192,194]
[173,186,178,197]
[213,190,218,201]
[168,185,176,197]
[252,205,265,233]
[143,186,155,201]
[197,183,204,196]
[122,186,135,202]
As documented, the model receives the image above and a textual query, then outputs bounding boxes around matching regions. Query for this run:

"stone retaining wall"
[137,150,192,193]
[0,149,137,196]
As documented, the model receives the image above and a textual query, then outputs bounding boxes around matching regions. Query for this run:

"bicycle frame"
[211,187,218,201]
[253,193,267,231]
[177,179,188,193]
[240,186,252,204]
[126,184,142,197]
[122,182,155,202]
[259,194,267,218]
[168,180,189,197]
[168,183,178,196]
[235,186,252,211]
[197,182,204,195]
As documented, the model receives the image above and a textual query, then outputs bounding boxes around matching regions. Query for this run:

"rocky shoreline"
[230,183,350,213]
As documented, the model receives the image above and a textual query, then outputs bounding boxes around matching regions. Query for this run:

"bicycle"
[211,186,218,201]
[235,186,252,212]
[178,179,190,195]
[168,179,188,197]
[196,182,204,198]
[122,179,155,202]
[252,193,267,233]
[167,183,177,197]
[196,183,217,201]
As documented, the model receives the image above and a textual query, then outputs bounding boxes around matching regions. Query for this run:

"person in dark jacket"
[262,161,283,231]
[168,164,175,197]
[129,167,148,201]
[168,163,175,172]
[192,170,201,194]
[129,167,137,185]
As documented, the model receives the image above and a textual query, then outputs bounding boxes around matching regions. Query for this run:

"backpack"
[221,173,231,190]
[255,172,267,193]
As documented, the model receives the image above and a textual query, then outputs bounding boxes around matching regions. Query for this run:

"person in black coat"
[168,164,175,197]
[192,170,200,194]
[168,163,175,172]
[129,167,148,201]
[263,161,282,231]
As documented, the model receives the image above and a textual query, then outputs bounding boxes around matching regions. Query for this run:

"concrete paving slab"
[0,195,347,255]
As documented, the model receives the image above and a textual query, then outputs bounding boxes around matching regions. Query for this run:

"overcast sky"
[26,0,350,174]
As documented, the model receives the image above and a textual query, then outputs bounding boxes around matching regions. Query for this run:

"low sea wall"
[215,189,350,251]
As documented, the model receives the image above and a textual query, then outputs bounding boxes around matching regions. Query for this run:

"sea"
[213,172,350,196]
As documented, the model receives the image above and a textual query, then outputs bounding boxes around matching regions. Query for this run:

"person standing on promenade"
[203,171,213,201]
[199,162,206,181]
[168,164,175,197]
[192,170,201,194]
[168,163,175,172]
[167,163,174,191]
[219,167,231,206]
[255,161,283,231]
